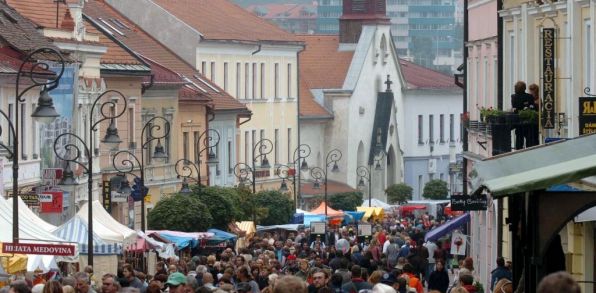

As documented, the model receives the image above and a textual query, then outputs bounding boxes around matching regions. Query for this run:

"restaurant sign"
[542,28,556,129]
[451,194,488,211]
[579,97,596,135]
[2,243,76,256]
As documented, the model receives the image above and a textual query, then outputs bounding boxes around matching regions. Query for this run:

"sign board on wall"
[542,28,556,129]
[579,97,596,135]
[102,181,111,213]
[450,232,467,256]
[40,191,63,213]
[450,195,488,211]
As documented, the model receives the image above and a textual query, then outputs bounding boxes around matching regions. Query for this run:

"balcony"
[486,112,539,156]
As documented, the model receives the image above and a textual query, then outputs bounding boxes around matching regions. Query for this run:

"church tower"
[339,0,390,44]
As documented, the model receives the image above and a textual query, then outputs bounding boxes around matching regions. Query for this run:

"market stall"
[77,201,137,245]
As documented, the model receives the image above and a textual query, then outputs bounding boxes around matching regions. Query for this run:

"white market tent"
[52,214,122,255]
[7,197,57,232]
[0,196,74,272]
[361,198,395,210]
[77,200,137,245]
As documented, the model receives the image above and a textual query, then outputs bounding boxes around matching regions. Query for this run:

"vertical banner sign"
[542,28,556,129]
[579,97,596,135]
[102,180,112,213]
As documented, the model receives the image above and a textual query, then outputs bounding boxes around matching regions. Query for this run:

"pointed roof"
[296,35,354,118]
[151,0,299,43]
[309,202,344,217]
[84,0,249,112]
[0,1,57,53]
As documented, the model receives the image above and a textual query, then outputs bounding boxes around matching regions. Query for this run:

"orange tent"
[310,202,344,217]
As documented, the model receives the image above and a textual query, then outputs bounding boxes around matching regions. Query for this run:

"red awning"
[400,205,427,212]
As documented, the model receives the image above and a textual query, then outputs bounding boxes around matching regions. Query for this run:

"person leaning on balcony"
[511,81,536,149]
[528,83,540,108]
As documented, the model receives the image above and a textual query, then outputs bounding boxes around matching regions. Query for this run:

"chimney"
[339,0,390,44]
[61,8,75,30]
[68,2,85,41]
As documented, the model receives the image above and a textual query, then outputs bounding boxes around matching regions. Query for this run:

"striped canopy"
[52,215,121,255]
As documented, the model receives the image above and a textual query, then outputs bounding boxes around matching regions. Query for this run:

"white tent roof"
[0,196,65,243]
[77,200,137,245]
[7,197,56,232]
[361,198,394,209]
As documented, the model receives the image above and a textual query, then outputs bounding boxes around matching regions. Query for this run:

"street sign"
[2,243,76,256]
[450,194,488,211]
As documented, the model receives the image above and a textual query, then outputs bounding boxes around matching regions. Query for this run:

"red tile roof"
[152,0,299,42]
[138,55,186,86]
[246,3,317,20]
[6,0,143,66]
[296,35,354,118]
[83,0,248,112]
[0,1,56,53]
[399,59,458,89]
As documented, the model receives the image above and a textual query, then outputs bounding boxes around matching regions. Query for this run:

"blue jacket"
[490,267,512,290]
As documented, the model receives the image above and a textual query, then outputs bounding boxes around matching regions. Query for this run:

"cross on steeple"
[384,74,392,92]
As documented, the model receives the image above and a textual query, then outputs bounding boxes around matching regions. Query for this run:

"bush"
[385,183,413,204]
[147,194,213,232]
[192,186,238,229]
[422,179,449,200]
[329,192,363,211]
[254,190,293,225]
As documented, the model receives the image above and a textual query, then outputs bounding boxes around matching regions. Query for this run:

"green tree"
[192,186,237,229]
[422,179,449,200]
[329,192,363,211]
[233,186,268,223]
[254,190,293,225]
[385,183,413,204]
[147,194,213,232]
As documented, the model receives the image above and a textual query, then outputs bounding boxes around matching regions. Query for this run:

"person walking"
[490,257,512,292]
[428,260,449,293]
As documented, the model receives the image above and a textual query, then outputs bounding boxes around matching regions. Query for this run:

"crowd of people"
[1,211,581,293]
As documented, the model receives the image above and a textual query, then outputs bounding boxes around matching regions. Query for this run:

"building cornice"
[499,7,521,21]
[468,0,495,10]
[527,1,567,16]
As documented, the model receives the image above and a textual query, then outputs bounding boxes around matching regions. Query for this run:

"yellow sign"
[144,194,151,203]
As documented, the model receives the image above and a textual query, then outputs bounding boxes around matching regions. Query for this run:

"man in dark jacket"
[341,265,373,293]
[490,257,513,291]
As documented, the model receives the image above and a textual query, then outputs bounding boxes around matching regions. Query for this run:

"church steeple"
[339,0,390,44]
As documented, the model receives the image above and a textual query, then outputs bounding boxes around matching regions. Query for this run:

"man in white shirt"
[423,240,439,283]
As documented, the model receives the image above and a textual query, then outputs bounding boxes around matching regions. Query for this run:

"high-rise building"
[316,0,342,34]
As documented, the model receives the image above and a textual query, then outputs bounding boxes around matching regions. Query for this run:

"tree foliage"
[147,194,213,232]
[422,179,449,200]
[233,186,269,223]
[329,192,363,211]
[385,183,413,204]
[192,186,238,229]
[253,190,293,225]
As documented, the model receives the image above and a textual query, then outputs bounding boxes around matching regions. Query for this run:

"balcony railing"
[486,113,539,156]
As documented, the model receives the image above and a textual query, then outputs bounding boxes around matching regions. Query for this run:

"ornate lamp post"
[111,116,170,232]
[54,90,129,266]
[2,47,65,243]
[357,151,386,207]
[174,129,220,194]
[276,144,311,209]
[233,138,273,193]
[309,149,342,216]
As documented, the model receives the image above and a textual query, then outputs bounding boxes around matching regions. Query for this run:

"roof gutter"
[251,44,262,55]
[141,74,154,94]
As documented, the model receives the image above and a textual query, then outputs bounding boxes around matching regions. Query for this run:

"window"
[439,114,445,143]
[201,61,206,74]
[31,104,36,156]
[251,130,256,162]
[260,63,265,99]
[227,141,233,174]
[128,108,134,148]
[287,128,292,163]
[417,115,423,144]
[252,63,257,99]
[483,57,489,106]
[8,104,13,146]
[440,173,444,181]
[245,63,250,99]
[449,114,455,142]
[223,62,229,91]
[193,131,199,164]
[493,57,498,106]
[509,31,515,98]
[236,63,241,98]
[183,132,189,161]
[274,63,280,99]
[287,63,292,98]
[244,131,249,163]
[418,175,423,197]
[585,21,592,89]
[429,115,434,142]
[274,129,279,165]
[210,62,215,82]
[20,103,25,159]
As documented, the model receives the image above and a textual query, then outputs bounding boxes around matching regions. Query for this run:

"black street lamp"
[175,129,220,193]
[53,90,129,266]
[111,116,170,232]
[276,144,311,209]
[3,47,65,243]
[357,150,386,207]
[309,149,342,216]
[233,138,273,193]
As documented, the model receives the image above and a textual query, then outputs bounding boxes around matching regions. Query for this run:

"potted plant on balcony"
[479,107,504,124]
